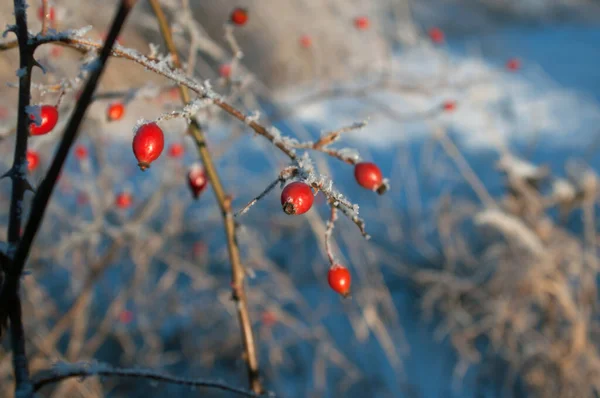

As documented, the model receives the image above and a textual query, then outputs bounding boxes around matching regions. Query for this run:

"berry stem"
[325,207,338,265]
[148,0,263,393]
[235,166,297,217]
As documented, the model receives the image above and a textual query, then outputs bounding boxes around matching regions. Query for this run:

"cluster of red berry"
[26,99,384,301]
[32,7,532,300]
[279,162,385,297]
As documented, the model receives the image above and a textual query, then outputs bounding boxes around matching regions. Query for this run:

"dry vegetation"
[0,0,599,397]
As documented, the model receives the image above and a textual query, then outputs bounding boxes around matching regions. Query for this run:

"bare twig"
[147,0,263,392]
[314,122,367,149]
[325,207,338,265]
[40,0,50,35]
[236,166,298,217]
[32,362,265,397]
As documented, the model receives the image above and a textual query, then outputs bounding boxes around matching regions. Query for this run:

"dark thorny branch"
[1,1,138,397]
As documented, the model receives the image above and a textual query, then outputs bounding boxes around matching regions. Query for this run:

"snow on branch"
[295,153,368,238]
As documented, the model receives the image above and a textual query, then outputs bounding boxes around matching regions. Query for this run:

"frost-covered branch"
[294,153,369,238]
[291,122,367,165]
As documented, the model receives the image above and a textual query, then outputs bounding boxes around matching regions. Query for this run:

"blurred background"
[2,0,600,397]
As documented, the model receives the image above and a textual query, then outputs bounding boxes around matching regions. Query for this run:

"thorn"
[32,58,46,74]
[23,177,36,193]
[2,25,17,38]
[0,168,14,180]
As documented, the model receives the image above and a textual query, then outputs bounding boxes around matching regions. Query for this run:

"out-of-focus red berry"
[219,64,232,79]
[119,310,133,324]
[107,102,125,122]
[428,27,445,44]
[299,35,312,48]
[193,241,207,257]
[26,150,40,172]
[443,100,456,112]
[74,144,88,160]
[230,8,248,26]
[506,58,521,71]
[188,164,209,199]
[168,143,185,158]
[50,45,63,58]
[261,311,277,327]
[354,16,370,31]
[115,192,132,209]
[76,192,88,206]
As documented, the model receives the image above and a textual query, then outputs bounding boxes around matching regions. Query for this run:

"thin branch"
[235,167,298,217]
[433,126,497,208]
[0,39,18,51]
[32,362,265,397]
[147,0,263,393]
[325,207,338,265]
[314,122,367,149]
[40,0,50,36]
[8,294,33,397]
[31,35,297,159]
[28,23,372,237]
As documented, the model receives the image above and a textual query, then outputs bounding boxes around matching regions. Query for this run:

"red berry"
[37,5,55,22]
[443,100,456,112]
[506,58,521,71]
[354,16,370,30]
[188,163,208,199]
[193,241,207,257]
[119,310,133,324]
[107,102,125,121]
[354,162,383,191]
[50,45,62,58]
[160,87,181,102]
[115,192,132,209]
[261,311,277,327]
[76,192,88,206]
[328,265,351,297]
[168,143,185,158]
[428,27,445,44]
[132,122,164,171]
[299,35,312,48]
[29,105,58,136]
[230,8,248,26]
[219,63,232,78]
[26,150,40,172]
[280,181,314,215]
[74,144,88,160]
